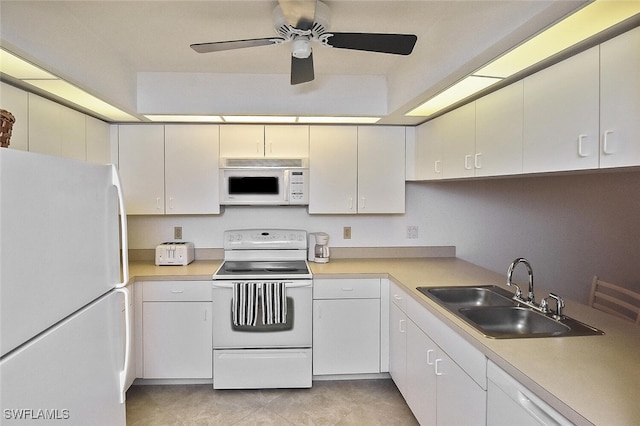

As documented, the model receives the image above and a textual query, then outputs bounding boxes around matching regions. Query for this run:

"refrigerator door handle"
[111,164,129,288]
[116,287,131,404]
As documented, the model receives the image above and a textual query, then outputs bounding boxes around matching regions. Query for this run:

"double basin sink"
[417,285,603,339]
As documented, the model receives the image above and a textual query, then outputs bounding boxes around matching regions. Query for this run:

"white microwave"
[219,158,309,206]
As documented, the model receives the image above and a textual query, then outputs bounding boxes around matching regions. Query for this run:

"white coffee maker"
[308,232,330,263]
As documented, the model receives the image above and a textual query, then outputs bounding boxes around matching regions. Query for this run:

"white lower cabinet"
[389,300,408,396]
[487,361,572,426]
[312,278,381,375]
[390,283,487,425]
[141,281,212,379]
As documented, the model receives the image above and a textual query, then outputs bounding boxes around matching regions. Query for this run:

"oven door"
[212,280,312,348]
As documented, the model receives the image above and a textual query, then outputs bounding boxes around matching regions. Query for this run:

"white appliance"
[308,232,330,263]
[219,158,309,205]
[155,241,195,265]
[0,149,131,425]
[212,229,312,389]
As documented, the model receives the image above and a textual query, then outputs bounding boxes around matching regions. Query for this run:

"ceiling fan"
[190,0,417,85]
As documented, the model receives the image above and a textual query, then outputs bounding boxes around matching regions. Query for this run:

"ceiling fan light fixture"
[292,37,312,59]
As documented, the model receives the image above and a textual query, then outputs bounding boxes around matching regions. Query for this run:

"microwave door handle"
[283,170,290,202]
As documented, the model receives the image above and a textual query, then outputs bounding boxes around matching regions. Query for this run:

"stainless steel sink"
[419,285,515,308]
[417,285,604,339]
[459,306,570,337]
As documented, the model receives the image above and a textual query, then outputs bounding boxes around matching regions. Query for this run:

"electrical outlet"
[343,226,352,239]
[174,226,183,240]
[407,225,419,239]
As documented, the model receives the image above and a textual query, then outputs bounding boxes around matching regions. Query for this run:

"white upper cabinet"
[0,82,28,151]
[28,94,86,160]
[85,116,111,164]
[119,124,221,215]
[164,125,220,214]
[357,126,405,213]
[219,125,264,157]
[523,46,600,173]
[309,126,405,214]
[441,103,476,179]
[308,126,358,214]
[410,119,444,181]
[599,26,640,168]
[219,125,309,158]
[118,125,165,215]
[264,125,309,157]
[475,81,523,177]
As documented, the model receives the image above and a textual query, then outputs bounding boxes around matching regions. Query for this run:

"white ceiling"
[0,0,586,124]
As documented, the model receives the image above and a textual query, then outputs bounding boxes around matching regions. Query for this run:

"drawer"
[142,280,212,302]
[389,280,408,311]
[313,278,380,299]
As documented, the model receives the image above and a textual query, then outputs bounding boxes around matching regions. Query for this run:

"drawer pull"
[342,287,354,291]
[170,290,184,294]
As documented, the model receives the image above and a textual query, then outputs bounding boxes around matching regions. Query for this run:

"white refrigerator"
[0,149,130,425]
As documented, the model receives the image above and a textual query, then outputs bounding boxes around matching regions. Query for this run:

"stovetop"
[213,260,312,280]
[213,229,312,280]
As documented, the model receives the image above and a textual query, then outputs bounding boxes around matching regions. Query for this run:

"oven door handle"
[212,281,312,289]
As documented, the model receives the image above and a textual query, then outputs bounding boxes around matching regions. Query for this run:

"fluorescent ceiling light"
[223,115,297,123]
[407,0,640,118]
[145,115,223,123]
[477,1,640,78]
[25,79,138,122]
[1,47,138,122]
[0,49,56,80]
[297,116,380,124]
[406,76,501,117]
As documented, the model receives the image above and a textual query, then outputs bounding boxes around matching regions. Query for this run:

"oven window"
[228,176,279,195]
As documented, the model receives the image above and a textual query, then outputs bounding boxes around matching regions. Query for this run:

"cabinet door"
[313,298,380,375]
[357,126,405,213]
[413,119,444,180]
[308,126,358,214]
[523,46,600,173]
[142,301,212,379]
[441,103,476,179]
[436,349,486,426]
[600,26,640,168]
[86,116,111,164]
[264,125,309,157]
[389,303,407,397]
[219,125,264,157]
[0,82,28,151]
[406,319,437,425]
[28,94,62,157]
[475,81,523,177]
[59,107,86,161]
[28,94,86,160]
[164,125,220,214]
[118,125,165,215]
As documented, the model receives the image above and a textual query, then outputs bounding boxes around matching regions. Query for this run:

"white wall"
[128,170,640,304]
[127,206,429,250]
[410,171,640,303]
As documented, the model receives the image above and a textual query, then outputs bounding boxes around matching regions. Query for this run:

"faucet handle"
[547,293,565,318]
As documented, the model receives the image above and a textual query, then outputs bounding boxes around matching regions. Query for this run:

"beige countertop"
[129,258,640,425]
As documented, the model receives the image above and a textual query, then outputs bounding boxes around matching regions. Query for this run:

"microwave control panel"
[288,170,308,204]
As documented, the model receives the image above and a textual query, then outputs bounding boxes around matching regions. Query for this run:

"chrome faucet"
[506,258,534,303]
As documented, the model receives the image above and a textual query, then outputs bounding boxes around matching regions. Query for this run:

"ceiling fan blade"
[190,37,283,54]
[291,53,314,85]
[278,0,317,30]
[326,33,417,55]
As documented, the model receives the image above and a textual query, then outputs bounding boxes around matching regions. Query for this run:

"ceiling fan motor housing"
[273,1,330,41]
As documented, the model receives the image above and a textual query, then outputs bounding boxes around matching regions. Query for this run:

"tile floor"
[126,379,419,425]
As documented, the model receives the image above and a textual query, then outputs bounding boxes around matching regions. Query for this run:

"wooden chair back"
[589,276,640,324]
